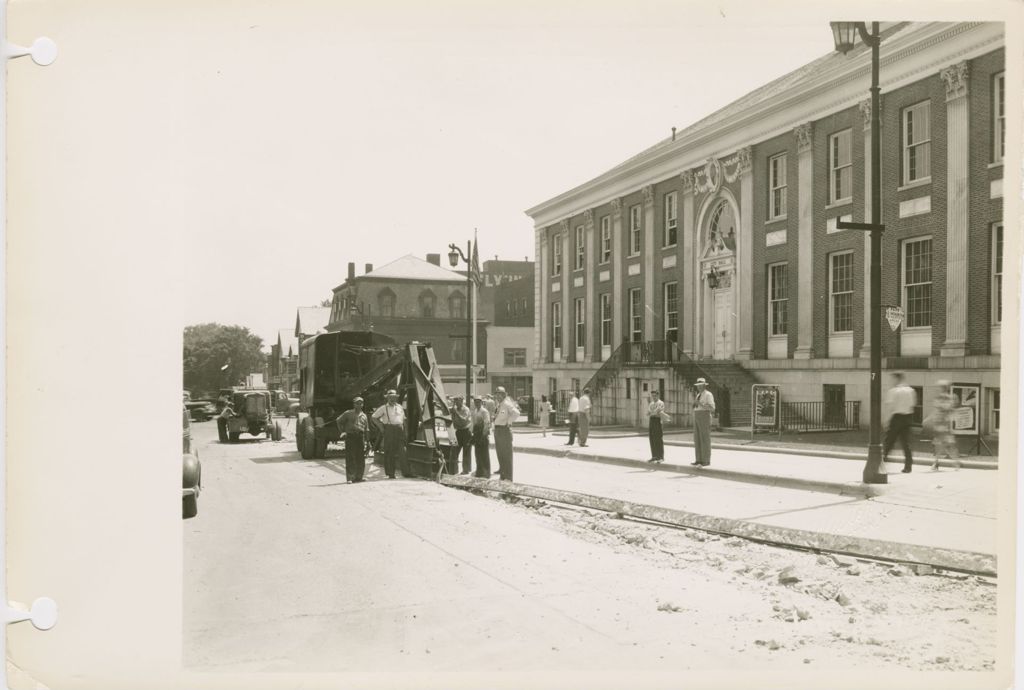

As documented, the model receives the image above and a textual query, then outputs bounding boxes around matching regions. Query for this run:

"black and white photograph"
[4,1,1022,688]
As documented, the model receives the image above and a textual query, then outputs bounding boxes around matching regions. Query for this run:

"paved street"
[184,419,997,674]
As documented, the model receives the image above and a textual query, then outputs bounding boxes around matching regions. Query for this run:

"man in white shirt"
[882,372,917,473]
[691,378,716,467]
[577,387,592,447]
[371,389,406,479]
[565,391,580,446]
[492,387,519,481]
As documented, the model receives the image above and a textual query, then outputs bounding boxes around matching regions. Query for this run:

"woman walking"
[929,379,961,470]
[538,395,552,437]
[646,390,668,463]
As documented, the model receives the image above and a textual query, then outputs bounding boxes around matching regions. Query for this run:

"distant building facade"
[267,329,299,393]
[526,22,1005,433]
[486,264,535,400]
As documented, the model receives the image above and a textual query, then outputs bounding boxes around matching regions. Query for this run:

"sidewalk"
[506,428,998,503]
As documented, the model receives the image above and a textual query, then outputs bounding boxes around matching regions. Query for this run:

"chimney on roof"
[426,253,440,266]
[672,126,676,141]
[365,263,373,274]
[347,262,355,280]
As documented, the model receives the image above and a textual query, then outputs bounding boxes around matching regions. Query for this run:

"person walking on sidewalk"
[882,371,917,473]
[691,378,715,467]
[578,388,592,447]
[492,386,519,481]
[336,397,368,483]
[566,391,580,446]
[538,395,552,437]
[928,379,961,471]
[646,389,669,463]
[371,389,406,479]
[449,395,474,475]
[470,396,492,478]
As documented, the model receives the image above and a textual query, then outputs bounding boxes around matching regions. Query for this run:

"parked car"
[182,405,201,519]
[185,399,217,422]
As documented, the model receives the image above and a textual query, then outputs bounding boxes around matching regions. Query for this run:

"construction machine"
[295,331,454,478]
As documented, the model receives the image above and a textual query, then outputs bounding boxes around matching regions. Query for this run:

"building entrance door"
[713,289,733,359]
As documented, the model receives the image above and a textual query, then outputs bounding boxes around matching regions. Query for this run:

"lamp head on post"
[447,245,461,267]
[830,21,861,54]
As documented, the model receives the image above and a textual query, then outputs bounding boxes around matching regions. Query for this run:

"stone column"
[858,99,873,359]
[537,228,548,365]
[560,219,571,363]
[794,122,815,359]
[584,209,596,362]
[736,146,754,359]
[680,171,696,356]
[642,185,656,341]
[611,198,624,348]
[941,61,970,356]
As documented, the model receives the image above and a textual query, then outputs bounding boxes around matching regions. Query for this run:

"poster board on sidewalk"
[950,383,981,436]
[751,384,781,436]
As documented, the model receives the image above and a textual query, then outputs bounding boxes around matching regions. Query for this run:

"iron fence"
[780,401,861,432]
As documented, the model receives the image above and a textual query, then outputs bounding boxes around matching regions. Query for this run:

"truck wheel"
[314,437,327,459]
[183,495,198,519]
[229,432,240,442]
[217,419,228,443]
[300,418,316,460]
[296,419,305,453]
[272,422,282,441]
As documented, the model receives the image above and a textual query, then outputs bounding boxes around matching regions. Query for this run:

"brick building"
[526,22,1006,436]
[327,255,488,389]
[487,264,535,400]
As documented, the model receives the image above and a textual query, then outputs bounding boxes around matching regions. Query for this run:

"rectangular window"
[829,129,852,204]
[991,388,1001,433]
[574,225,585,270]
[574,297,586,350]
[903,237,932,328]
[551,301,562,354]
[768,263,788,336]
[629,288,643,342]
[829,252,854,333]
[552,234,562,276]
[548,377,557,396]
[910,386,924,426]
[994,72,1005,163]
[663,192,678,247]
[571,378,580,393]
[600,293,612,348]
[902,100,931,185]
[993,223,1003,324]
[503,348,527,367]
[600,216,611,263]
[629,205,641,256]
[451,338,465,362]
[768,153,787,219]
[626,378,631,399]
[663,281,678,342]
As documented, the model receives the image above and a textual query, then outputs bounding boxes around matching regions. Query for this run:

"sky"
[165,0,1018,351]
[172,0,855,350]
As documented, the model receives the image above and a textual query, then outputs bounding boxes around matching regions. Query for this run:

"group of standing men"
[334,387,520,483]
[565,388,592,447]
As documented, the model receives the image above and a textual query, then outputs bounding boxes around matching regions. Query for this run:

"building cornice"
[525,21,1003,228]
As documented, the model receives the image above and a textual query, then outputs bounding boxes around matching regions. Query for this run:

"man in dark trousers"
[371,389,406,479]
[336,397,368,483]
[470,396,491,478]
[882,371,917,473]
[450,395,473,474]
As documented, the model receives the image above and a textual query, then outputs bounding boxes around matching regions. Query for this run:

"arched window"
[378,288,396,317]
[449,291,466,319]
[708,201,736,252]
[419,290,437,318]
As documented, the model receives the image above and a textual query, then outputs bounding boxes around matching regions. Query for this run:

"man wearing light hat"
[692,377,716,466]
[337,396,369,483]
[372,389,406,479]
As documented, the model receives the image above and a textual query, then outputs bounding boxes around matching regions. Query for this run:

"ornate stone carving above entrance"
[702,199,737,257]
[690,152,750,196]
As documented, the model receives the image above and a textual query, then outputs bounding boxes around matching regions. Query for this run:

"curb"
[511,443,879,498]
[440,475,996,576]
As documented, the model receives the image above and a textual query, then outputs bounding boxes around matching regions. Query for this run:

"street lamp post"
[832,21,887,484]
[448,242,473,402]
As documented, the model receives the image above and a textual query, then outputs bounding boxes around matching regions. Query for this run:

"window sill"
[897,178,931,192]
[768,334,788,340]
[824,200,852,211]
[765,215,788,225]
[901,325,932,332]
[627,253,641,259]
[988,161,1003,170]
[662,244,678,251]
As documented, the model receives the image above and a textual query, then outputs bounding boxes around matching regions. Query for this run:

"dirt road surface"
[183,421,997,675]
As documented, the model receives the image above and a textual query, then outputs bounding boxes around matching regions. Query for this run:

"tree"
[320,297,333,307]
[183,323,266,396]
